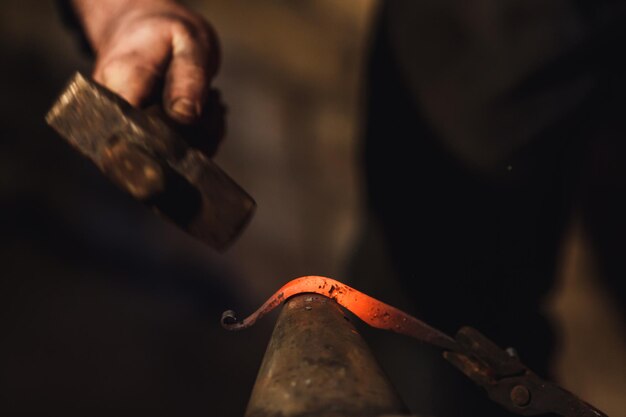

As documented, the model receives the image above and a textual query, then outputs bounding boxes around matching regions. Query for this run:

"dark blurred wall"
[0,1,623,416]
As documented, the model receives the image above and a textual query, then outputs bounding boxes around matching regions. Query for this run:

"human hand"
[71,0,220,127]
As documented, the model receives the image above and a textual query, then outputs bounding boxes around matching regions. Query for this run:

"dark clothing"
[380,0,626,171]
[362,2,626,416]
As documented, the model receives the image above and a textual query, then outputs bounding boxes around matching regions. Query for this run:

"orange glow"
[221,276,458,351]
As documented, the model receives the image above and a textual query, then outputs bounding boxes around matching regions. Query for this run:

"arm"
[70,0,219,124]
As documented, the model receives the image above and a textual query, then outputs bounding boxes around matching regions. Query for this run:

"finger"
[164,21,219,124]
[93,30,171,106]
[94,55,159,106]
[179,89,227,157]
[201,89,227,156]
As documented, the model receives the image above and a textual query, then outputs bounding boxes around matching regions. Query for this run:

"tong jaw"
[444,327,608,417]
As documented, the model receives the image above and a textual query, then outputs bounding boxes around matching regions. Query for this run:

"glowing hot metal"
[221,275,458,351]
[222,276,609,417]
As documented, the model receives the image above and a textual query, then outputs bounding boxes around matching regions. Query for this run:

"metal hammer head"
[46,72,255,251]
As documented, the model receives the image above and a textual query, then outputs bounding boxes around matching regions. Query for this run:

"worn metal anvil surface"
[245,294,412,417]
[46,72,255,251]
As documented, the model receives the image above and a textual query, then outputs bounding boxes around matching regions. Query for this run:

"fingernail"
[171,98,199,120]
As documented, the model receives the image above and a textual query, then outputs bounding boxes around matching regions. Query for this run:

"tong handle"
[444,327,609,417]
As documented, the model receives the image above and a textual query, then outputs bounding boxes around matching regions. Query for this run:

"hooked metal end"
[221,310,240,329]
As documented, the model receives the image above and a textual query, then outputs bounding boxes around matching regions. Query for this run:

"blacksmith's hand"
[71,0,220,126]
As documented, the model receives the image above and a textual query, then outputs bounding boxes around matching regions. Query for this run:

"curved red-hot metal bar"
[221,275,459,352]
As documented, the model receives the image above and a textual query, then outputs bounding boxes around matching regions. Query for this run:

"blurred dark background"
[0,1,623,416]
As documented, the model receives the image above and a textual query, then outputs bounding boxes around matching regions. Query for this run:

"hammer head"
[46,72,255,251]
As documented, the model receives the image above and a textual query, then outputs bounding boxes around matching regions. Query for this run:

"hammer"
[46,72,255,251]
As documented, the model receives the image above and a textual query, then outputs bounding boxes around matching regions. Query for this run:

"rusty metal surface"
[444,327,609,417]
[46,72,255,251]
[245,294,410,417]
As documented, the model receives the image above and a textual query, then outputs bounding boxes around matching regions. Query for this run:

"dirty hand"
[71,0,220,125]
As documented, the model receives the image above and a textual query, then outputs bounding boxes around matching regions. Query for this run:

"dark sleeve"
[55,0,94,56]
